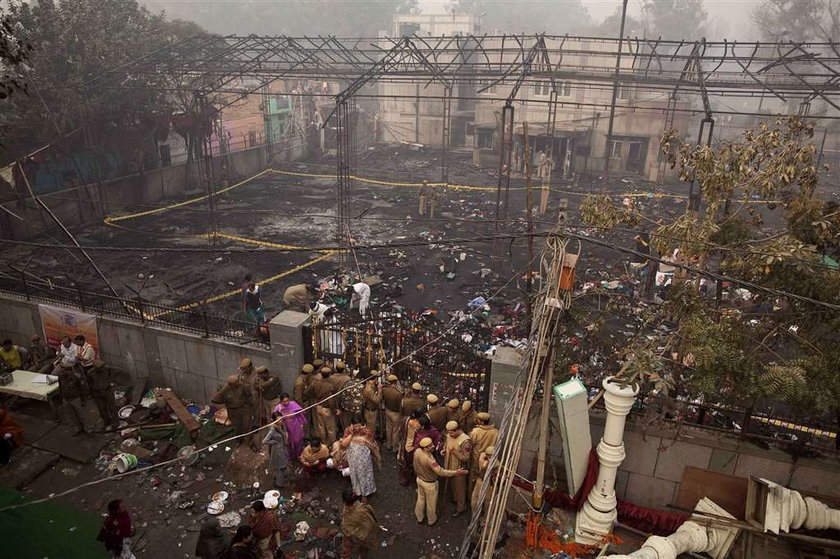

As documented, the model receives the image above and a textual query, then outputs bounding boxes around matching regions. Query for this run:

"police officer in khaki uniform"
[401,382,425,417]
[443,421,473,516]
[255,366,283,424]
[471,445,495,516]
[425,394,448,432]
[468,412,498,493]
[382,374,404,452]
[445,398,461,427]
[87,359,117,430]
[212,375,257,449]
[310,366,339,445]
[362,377,383,431]
[413,437,467,526]
[294,364,314,406]
[461,400,478,431]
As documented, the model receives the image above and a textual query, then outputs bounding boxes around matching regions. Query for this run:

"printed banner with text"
[38,304,99,355]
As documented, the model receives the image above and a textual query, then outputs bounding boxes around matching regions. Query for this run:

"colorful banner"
[38,304,99,355]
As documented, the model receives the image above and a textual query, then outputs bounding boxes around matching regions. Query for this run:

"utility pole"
[415,84,421,144]
[474,225,577,558]
[524,122,534,331]
[603,0,630,184]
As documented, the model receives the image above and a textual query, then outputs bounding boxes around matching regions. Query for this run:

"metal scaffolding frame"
[87,33,840,251]
[88,34,840,103]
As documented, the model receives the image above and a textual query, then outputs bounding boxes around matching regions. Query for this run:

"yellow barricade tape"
[102,166,780,229]
[150,249,338,319]
[104,169,272,224]
[754,416,836,439]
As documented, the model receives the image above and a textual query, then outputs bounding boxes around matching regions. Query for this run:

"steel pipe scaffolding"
[85,33,840,245]
[87,34,840,106]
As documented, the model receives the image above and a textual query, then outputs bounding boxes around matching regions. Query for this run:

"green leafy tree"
[580,117,840,437]
[1,0,207,153]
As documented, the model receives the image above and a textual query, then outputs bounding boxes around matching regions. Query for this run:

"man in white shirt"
[347,282,371,318]
[52,335,79,375]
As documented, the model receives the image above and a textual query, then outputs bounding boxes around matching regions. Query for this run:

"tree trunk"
[835,408,840,450]
[740,400,756,439]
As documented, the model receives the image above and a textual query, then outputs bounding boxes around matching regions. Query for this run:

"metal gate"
[305,311,491,409]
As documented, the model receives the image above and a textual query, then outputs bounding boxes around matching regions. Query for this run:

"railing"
[307,310,492,409]
[0,273,268,348]
[586,386,839,455]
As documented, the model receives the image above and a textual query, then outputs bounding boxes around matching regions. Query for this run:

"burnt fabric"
[511,447,689,536]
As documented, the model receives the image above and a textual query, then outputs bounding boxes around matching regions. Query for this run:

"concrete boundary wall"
[490,349,840,511]
[0,295,279,404]
[0,141,305,241]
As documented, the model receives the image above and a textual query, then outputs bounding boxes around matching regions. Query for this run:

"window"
[610,140,623,158]
[534,81,572,97]
[617,83,632,100]
[558,81,572,97]
[533,82,551,97]
[477,129,493,149]
[465,122,475,136]
[628,141,643,161]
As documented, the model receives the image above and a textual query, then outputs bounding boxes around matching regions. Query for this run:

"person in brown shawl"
[340,488,379,559]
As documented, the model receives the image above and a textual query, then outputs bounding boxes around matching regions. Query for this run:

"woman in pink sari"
[274,393,308,460]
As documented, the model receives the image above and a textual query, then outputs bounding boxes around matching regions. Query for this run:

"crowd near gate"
[305,311,491,409]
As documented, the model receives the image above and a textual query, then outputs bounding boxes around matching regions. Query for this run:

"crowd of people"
[192,356,501,558]
[3,331,500,558]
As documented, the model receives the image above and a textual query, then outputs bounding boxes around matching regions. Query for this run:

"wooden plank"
[154,388,200,434]
[674,465,749,520]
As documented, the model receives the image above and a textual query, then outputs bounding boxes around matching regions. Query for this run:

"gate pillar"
[269,310,310,395]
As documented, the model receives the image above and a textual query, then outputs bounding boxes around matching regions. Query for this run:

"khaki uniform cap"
[484,446,495,456]
[240,358,252,368]
[446,420,459,431]
[419,437,433,448]
[446,398,459,409]
[477,412,491,421]
[312,359,325,367]
[411,382,422,391]
[320,366,332,375]
[226,375,239,384]
[462,401,473,412]
[302,364,314,373]
[335,360,346,369]
[426,394,439,404]
[387,374,398,382]
[255,366,268,374]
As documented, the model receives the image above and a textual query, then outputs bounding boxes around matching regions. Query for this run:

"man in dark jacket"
[87,359,118,430]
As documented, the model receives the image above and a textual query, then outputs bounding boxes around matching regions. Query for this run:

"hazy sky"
[421,0,764,39]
